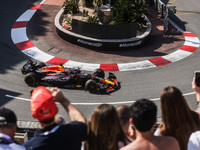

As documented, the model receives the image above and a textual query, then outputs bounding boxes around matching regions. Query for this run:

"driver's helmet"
[65,68,70,73]
[93,69,105,78]
[58,64,65,72]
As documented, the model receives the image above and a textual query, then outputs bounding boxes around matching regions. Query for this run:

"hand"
[47,87,70,104]
[192,77,200,94]
[192,77,200,102]
[47,87,86,123]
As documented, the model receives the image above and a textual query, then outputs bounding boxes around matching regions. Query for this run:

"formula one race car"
[21,59,118,93]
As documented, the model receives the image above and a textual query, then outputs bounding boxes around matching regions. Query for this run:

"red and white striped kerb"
[11,3,200,71]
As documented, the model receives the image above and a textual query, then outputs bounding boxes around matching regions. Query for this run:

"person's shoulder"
[61,121,87,129]
[59,121,87,138]
[157,135,177,143]
[120,139,155,150]
[119,141,136,150]
[156,136,180,150]
[10,143,26,150]
[67,121,86,125]
[188,131,200,149]
[23,134,41,147]
[23,137,35,147]
[191,131,200,138]
[189,130,200,142]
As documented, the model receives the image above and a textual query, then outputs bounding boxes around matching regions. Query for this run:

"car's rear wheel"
[92,69,105,78]
[24,72,37,86]
[85,79,98,93]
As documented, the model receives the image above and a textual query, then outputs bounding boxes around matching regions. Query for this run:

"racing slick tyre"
[85,79,98,93]
[24,72,37,86]
[92,69,105,78]
[36,62,46,68]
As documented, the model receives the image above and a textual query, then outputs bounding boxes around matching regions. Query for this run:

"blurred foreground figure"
[117,104,135,140]
[0,107,26,150]
[187,78,200,150]
[23,86,87,150]
[120,99,180,150]
[84,104,131,150]
[155,86,200,150]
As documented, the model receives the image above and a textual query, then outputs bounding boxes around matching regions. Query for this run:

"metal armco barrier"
[149,0,176,33]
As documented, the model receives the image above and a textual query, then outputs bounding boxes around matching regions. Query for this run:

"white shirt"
[187,131,200,150]
[0,133,26,150]
[154,128,162,136]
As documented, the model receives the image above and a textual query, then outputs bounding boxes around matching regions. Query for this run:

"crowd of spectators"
[1,76,200,150]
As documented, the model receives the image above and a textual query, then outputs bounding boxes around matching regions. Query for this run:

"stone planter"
[55,8,151,50]
[72,19,137,39]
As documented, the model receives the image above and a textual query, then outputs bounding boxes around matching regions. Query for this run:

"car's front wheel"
[85,79,98,93]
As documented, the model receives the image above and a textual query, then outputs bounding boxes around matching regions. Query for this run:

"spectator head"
[130,99,157,132]
[160,86,192,121]
[159,86,199,150]
[0,107,17,139]
[86,104,126,150]
[117,104,131,128]
[31,86,58,124]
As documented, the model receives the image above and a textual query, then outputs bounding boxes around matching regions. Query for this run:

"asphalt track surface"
[0,0,200,125]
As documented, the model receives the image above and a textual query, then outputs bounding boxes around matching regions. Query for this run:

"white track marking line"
[5,94,30,102]
[5,92,196,105]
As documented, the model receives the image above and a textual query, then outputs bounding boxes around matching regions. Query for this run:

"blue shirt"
[0,133,26,150]
[23,122,87,150]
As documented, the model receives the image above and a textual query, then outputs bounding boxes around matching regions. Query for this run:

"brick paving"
[27,0,185,64]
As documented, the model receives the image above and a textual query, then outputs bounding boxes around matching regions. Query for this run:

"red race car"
[21,59,118,93]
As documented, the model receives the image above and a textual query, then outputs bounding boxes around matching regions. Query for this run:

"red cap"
[31,86,58,122]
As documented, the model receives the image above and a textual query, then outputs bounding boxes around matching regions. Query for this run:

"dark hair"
[117,104,131,127]
[0,107,17,129]
[40,117,55,124]
[159,86,200,150]
[84,104,128,150]
[130,99,157,132]
[0,122,16,129]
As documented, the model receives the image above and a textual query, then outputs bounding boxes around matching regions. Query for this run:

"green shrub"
[83,9,89,17]
[62,0,79,14]
[132,0,148,25]
[87,16,100,24]
[111,0,148,25]
[82,0,94,7]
